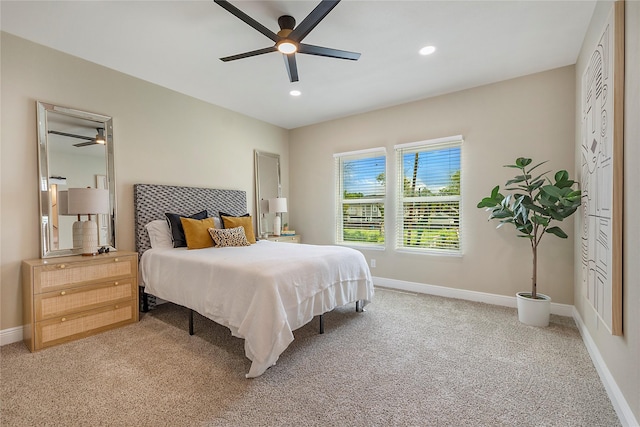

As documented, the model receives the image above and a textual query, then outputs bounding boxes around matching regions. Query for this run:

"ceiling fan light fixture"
[419,45,437,56]
[95,128,106,144]
[277,40,297,54]
[289,90,301,97]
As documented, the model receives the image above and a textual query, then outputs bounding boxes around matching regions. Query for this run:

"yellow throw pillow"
[221,215,256,244]
[180,217,215,249]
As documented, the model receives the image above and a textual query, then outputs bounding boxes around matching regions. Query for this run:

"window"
[395,136,462,253]
[334,148,386,247]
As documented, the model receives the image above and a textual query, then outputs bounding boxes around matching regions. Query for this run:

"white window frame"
[334,147,387,249]
[394,135,463,255]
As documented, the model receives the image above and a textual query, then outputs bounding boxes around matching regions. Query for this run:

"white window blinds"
[395,136,462,253]
[334,148,386,247]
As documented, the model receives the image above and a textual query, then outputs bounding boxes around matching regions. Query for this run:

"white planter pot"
[516,292,551,327]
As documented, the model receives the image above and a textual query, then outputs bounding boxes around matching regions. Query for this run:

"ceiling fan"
[48,128,106,147]
[214,0,361,82]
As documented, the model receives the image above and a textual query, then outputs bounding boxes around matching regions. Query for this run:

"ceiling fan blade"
[73,141,98,148]
[283,54,299,82]
[214,0,279,42]
[289,0,340,42]
[298,43,360,61]
[48,130,94,141]
[220,46,277,62]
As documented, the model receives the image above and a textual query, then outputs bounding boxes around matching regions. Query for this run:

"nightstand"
[265,235,301,244]
[22,251,138,352]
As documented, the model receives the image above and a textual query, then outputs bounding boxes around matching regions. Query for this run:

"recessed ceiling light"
[419,45,436,56]
[290,90,301,97]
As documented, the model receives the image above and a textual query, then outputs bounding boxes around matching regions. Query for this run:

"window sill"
[395,247,463,257]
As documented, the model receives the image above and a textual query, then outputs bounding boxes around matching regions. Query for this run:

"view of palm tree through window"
[397,145,461,251]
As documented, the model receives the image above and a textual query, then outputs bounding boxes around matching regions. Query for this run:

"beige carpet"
[1,288,619,426]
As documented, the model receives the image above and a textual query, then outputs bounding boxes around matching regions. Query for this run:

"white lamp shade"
[269,197,287,214]
[67,188,110,215]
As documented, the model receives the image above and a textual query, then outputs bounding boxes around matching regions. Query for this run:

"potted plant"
[477,157,581,326]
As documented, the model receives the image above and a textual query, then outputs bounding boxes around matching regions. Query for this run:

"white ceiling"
[1,1,596,129]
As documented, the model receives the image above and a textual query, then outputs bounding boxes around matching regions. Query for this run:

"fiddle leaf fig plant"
[477,157,581,299]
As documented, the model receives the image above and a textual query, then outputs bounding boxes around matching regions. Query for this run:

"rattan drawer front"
[34,255,136,294]
[36,301,135,349]
[36,280,135,320]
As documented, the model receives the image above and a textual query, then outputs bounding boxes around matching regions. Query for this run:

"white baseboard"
[0,325,23,346]
[573,307,639,427]
[373,276,574,316]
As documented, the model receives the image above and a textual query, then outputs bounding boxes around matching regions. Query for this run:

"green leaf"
[515,157,532,168]
[546,226,568,238]
[477,197,499,208]
[527,161,548,173]
[531,215,549,226]
[540,185,564,199]
[506,175,530,186]
[554,170,569,183]
[490,185,500,199]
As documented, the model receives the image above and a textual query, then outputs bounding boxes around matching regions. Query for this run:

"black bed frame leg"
[319,314,324,334]
[189,309,194,335]
[356,300,365,313]
[140,288,149,313]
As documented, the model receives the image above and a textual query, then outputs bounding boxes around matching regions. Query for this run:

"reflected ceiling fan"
[215,0,360,82]
[48,128,106,147]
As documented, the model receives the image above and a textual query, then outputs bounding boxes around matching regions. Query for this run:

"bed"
[134,183,374,378]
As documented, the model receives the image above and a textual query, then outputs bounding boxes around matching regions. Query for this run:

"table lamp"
[67,188,110,255]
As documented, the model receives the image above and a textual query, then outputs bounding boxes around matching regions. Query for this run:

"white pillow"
[145,220,173,249]
[213,217,222,229]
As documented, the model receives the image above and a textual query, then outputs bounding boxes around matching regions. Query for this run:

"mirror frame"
[254,150,281,239]
[36,101,116,258]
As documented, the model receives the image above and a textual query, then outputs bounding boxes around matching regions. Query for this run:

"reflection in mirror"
[254,151,281,239]
[36,101,116,258]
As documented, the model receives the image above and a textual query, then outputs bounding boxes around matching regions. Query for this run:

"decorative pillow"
[218,211,249,227]
[208,226,250,247]
[180,217,216,249]
[145,219,173,249]
[165,210,207,248]
[221,215,256,244]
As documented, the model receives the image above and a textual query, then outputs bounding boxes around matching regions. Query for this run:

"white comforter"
[140,240,374,378]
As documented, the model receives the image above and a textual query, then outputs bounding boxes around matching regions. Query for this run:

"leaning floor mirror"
[36,101,116,258]
[254,150,281,239]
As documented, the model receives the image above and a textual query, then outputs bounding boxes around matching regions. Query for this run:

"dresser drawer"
[35,301,136,350]
[33,255,136,294]
[267,235,301,243]
[35,279,136,320]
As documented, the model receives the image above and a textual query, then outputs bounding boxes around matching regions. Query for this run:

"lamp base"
[72,220,83,249]
[273,215,281,236]
[81,220,98,256]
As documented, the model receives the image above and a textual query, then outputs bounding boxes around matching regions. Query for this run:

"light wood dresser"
[22,251,138,352]
[266,235,301,244]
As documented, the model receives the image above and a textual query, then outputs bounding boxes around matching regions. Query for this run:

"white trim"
[573,308,639,427]
[0,325,24,346]
[373,276,573,316]
[394,135,463,150]
[333,147,386,158]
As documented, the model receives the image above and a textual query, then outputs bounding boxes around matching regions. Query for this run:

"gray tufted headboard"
[133,183,247,257]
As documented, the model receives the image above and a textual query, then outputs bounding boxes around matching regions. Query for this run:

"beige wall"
[0,32,289,330]
[290,66,577,304]
[574,1,640,422]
